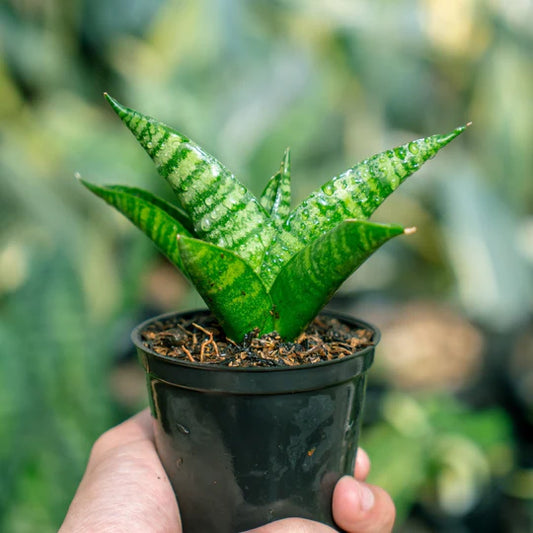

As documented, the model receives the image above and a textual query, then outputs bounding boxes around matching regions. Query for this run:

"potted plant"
[79,94,467,533]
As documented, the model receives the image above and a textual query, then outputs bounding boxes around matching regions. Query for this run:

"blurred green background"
[1,0,532,531]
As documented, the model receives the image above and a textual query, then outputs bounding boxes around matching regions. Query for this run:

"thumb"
[332,476,396,533]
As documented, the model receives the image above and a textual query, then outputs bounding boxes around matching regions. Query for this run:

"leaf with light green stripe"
[261,125,469,285]
[270,220,406,340]
[79,179,192,271]
[177,236,274,341]
[260,148,291,225]
[105,184,194,233]
[104,94,274,271]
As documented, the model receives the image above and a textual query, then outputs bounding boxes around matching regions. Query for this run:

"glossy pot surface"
[133,310,377,533]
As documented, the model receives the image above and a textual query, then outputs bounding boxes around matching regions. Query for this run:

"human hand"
[60,409,395,533]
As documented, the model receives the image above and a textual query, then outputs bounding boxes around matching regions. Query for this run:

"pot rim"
[131,308,380,374]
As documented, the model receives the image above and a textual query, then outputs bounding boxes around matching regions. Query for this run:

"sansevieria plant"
[80,94,468,343]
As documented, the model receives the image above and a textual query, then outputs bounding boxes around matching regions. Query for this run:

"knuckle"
[89,426,119,461]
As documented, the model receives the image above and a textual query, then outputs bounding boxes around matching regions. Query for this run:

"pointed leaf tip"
[260,148,292,224]
[78,179,193,271]
[453,121,472,136]
[434,123,470,147]
[457,122,472,133]
[104,93,127,117]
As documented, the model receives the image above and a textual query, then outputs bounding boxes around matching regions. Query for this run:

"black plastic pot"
[132,310,378,533]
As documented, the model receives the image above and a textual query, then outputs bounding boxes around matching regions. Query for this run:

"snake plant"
[80,94,468,342]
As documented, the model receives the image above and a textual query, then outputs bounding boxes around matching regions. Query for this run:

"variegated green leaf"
[105,184,194,233]
[269,220,406,340]
[177,236,274,342]
[104,94,274,271]
[79,179,192,271]
[261,125,469,285]
[260,148,291,224]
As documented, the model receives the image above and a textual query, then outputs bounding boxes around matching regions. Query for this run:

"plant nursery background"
[0,0,532,531]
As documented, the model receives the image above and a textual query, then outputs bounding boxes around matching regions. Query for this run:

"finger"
[243,517,337,532]
[90,408,154,460]
[120,407,154,441]
[333,476,396,533]
[354,448,371,481]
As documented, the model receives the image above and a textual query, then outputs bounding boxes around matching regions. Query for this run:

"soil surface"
[140,313,374,367]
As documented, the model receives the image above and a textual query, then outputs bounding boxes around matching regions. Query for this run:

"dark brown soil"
[140,313,374,368]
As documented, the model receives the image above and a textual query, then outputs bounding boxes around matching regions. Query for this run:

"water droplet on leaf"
[322,184,334,196]
[200,217,212,232]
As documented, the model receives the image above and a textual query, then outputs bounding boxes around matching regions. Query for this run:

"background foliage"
[1,0,531,531]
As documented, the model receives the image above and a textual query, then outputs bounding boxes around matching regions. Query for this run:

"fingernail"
[358,482,375,511]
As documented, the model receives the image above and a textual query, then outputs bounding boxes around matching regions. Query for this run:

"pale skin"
[60,409,395,533]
